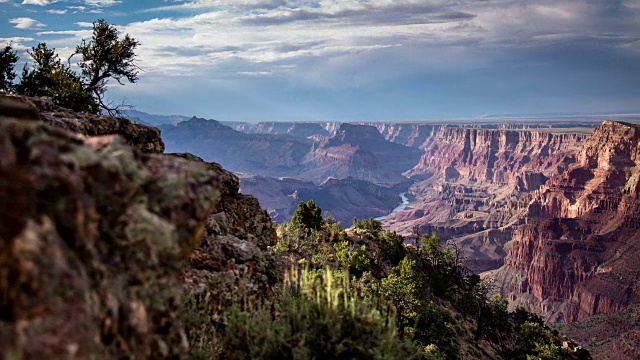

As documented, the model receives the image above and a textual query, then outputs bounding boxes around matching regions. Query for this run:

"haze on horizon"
[1,0,639,122]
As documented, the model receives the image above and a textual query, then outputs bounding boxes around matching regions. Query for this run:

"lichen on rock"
[0,94,277,359]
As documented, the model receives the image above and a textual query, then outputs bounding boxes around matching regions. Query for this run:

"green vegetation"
[291,199,324,233]
[16,43,99,113]
[0,19,139,114]
[185,199,591,359]
[0,44,18,92]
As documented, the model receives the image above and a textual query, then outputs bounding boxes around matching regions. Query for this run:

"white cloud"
[27,0,640,89]
[0,37,34,51]
[237,71,272,76]
[10,17,45,29]
[83,0,121,7]
[22,0,58,5]
[46,9,67,14]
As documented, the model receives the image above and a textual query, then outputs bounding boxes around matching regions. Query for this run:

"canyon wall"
[402,127,586,183]
[384,127,588,272]
[491,122,640,348]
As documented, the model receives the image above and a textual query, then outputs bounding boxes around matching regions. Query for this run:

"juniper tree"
[0,44,18,92]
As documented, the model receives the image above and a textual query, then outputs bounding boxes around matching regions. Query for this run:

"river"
[375,192,410,221]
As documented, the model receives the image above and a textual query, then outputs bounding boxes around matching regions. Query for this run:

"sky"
[1,0,640,122]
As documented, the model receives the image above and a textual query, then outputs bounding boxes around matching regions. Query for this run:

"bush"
[380,231,406,265]
[221,268,407,360]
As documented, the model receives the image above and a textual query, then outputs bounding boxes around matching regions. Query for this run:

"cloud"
[83,0,121,7]
[10,17,46,29]
[0,36,35,51]
[46,9,67,14]
[237,71,272,76]
[21,0,640,107]
[148,0,285,12]
[22,0,58,5]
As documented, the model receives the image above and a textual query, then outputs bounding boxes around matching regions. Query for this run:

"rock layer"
[384,127,587,272]
[493,121,640,327]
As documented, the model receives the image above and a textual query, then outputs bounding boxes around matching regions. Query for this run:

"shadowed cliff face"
[162,119,421,187]
[490,121,640,358]
[302,123,422,186]
[160,117,313,179]
[238,174,404,224]
[0,95,276,359]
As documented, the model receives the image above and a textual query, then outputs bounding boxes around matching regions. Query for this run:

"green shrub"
[222,268,408,360]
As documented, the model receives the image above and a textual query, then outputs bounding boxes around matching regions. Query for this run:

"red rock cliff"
[406,127,586,185]
[493,121,640,326]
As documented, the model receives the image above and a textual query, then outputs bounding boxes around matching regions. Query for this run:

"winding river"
[375,192,410,221]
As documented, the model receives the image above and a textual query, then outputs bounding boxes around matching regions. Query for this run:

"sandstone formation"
[0,95,276,359]
[490,121,640,357]
[406,127,585,183]
[382,127,587,272]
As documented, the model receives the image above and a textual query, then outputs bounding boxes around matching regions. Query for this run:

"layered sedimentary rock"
[492,122,640,330]
[0,96,277,359]
[370,121,598,148]
[406,127,585,183]
[385,127,588,272]
[303,123,422,186]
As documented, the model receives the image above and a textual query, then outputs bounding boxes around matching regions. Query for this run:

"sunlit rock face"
[493,122,640,339]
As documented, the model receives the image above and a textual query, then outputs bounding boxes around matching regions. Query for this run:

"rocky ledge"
[0,95,276,359]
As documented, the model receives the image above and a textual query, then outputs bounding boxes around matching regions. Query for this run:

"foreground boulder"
[0,94,165,153]
[0,96,276,359]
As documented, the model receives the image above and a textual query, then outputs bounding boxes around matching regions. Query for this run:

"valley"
[147,109,640,357]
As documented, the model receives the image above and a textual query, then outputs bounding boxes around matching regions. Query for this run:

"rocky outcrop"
[0,114,219,358]
[493,121,640,328]
[0,96,277,359]
[179,155,278,334]
[2,94,165,153]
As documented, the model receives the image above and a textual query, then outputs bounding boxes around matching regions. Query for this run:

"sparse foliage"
[225,205,591,360]
[291,199,324,233]
[7,19,139,114]
[16,43,98,112]
[71,19,140,115]
[0,44,18,92]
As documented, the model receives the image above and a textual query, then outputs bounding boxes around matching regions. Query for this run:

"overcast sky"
[1,0,639,121]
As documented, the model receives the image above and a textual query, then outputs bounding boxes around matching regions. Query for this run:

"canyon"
[143,109,640,357]
[5,99,640,357]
